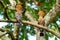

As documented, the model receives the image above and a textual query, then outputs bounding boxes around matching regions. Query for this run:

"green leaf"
[7,9,15,19]
[45,34,48,40]
[3,0,10,4]
[46,32,54,38]
[55,37,58,40]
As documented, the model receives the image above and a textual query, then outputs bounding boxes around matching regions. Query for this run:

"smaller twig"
[25,11,37,23]
[0,20,17,23]
[9,0,16,6]
[0,28,8,32]
[7,31,15,40]
[0,0,6,8]
[0,31,7,37]
[4,8,12,20]
[0,0,12,20]
[0,28,15,40]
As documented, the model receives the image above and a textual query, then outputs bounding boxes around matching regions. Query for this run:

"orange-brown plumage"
[38,10,45,17]
[15,4,23,27]
[38,17,44,24]
[16,4,22,10]
[38,10,45,24]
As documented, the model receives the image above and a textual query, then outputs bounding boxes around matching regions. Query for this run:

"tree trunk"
[36,28,45,40]
[13,23,20,40]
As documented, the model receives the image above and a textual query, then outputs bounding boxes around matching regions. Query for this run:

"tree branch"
[0,28,15,40]
[13,23,20,40]
[0,0,60,39]
[0,31,7,37]
[0,28,8,32]
[9,0,16,6]
[25,11,37,23]
[22,20,60,38]
[44,0,60,26]
[0,0,12,20]
[0,20,60,38]
[4,9,12,20]
[1,36,11,40]
[0,0,6,8]
[0,0,19,40]
[0,32,12,40]
[8,0,16,10]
